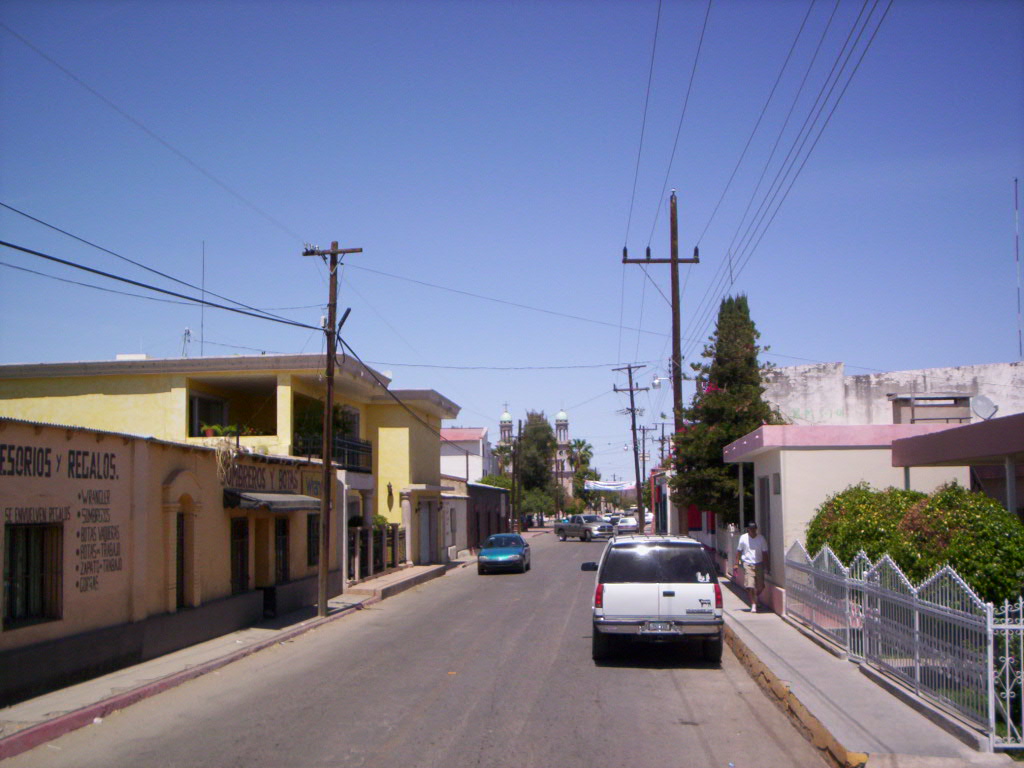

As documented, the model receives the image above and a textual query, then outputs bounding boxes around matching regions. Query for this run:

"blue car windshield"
[483,535,522,549]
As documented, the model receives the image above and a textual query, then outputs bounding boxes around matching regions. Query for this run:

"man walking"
[736,520,769,612]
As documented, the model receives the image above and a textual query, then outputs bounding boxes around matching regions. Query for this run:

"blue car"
[477,533,531,574]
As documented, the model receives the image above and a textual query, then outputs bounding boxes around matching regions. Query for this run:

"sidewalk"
[721,578,1013,767]
[0,563,448,761]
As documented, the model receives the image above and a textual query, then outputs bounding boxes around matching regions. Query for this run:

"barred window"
[4,524,63,629]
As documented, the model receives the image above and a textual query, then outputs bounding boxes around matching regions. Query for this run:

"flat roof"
[891,413,1024,467]
[723,424,960,463]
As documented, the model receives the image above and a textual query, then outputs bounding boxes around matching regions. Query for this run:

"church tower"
[554,409,572,498]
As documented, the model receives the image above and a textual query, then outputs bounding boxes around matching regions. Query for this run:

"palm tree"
[567,439,593,473]
[493,443,513,475]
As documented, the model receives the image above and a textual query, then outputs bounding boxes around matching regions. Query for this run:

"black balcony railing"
[293,433,372,473]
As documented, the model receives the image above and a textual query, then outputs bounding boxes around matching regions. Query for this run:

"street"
[8,532,826,768]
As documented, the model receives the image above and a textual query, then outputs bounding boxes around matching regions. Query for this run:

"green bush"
[806,482,1024,603]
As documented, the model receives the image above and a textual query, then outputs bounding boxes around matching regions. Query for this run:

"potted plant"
[200,423,237,437]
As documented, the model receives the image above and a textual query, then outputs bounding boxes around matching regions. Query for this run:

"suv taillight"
[594,583,604,609]
[714,581,723,610]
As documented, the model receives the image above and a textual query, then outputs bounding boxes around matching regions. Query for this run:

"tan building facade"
[0,417,342,705]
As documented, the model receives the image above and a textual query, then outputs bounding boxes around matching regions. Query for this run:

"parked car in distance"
[614,515,638,535]
[478,533,531,574]
[581,535,723,663]
[555,514,614,542]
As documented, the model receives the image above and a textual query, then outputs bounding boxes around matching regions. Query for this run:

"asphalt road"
[8,531,826,768]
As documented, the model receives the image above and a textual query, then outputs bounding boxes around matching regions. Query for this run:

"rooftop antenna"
[201,240,206,357]
[181,327,191,358]
[1015,178,1021,360]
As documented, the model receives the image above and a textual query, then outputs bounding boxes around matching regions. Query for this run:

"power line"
[694,0,820,246]
[0,201,305,326]
[346,263,668,337]
[624,0,663,246]
[363,359,661,372]
[645,0,713,248]
[0,260,194,306]
[0,239,320,332]
[682,0,891,363]
[0,23,307,246]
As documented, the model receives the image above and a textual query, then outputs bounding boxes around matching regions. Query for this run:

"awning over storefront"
[223,489,322,513]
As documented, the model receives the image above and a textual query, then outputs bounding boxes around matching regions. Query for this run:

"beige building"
[721,424,969,613]
[0,417,341,705]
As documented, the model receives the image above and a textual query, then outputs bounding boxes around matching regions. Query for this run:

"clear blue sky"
[2,0,1022,483]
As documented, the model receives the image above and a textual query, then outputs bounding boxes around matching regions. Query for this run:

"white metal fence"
[785,541,1024,751]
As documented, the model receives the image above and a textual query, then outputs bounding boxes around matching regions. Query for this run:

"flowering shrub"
[806,482,1024,603]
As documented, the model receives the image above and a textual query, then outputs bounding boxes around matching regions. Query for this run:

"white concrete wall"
[771,448,968,570]
[764,362,1024,426]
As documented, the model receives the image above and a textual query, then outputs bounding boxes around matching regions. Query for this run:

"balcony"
[293,433,373,473]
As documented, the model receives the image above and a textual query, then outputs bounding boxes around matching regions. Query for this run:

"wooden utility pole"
[303,241,362,617]
[613,364,648,532]
[622,190,698,533]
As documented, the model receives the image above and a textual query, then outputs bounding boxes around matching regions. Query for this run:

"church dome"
[500,410,512,423]
[555,410,568,422]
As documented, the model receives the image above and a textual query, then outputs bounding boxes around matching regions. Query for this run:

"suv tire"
[702,633,724,663]
[583,530,591,542]
[592,629,613,661]
[557,530,566,541]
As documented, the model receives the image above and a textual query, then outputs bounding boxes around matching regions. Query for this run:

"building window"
[4,524,63,629]
[230,518,249,594]
[189,394,228,437]
[307,513,320,567]
[275,518,289,583]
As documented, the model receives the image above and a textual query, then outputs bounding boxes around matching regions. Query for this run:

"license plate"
[645,621,672,632]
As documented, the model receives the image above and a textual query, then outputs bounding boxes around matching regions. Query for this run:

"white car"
[614,516,639,535]
[581,535,724,662]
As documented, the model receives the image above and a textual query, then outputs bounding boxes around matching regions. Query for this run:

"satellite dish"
[972,395,998,421]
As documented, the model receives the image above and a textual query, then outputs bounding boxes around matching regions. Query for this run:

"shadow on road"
[592,641,722,671]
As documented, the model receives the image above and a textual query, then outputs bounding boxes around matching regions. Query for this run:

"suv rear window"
[600,543,715,584]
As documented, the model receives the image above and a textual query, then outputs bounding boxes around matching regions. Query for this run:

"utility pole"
[622,190,698,533]
[511,419,522,532]
[613,364,648,532]
[654,421,672,466]
[303,241,362,618]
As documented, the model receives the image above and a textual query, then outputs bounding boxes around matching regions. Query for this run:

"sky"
[1,0,1022,484]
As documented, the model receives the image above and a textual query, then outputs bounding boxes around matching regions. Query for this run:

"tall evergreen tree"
[519,411,556,491]
[670,295,783,521]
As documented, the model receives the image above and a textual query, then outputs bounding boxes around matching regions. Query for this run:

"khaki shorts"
[743,562,765,591]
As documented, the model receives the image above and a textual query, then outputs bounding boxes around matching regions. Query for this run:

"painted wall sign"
[225,461,310,494]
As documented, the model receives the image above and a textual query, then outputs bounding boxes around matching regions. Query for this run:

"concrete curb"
[724,623,869,768]
[0,595,380,761]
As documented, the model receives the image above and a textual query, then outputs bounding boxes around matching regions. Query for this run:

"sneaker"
[750,604,757,613]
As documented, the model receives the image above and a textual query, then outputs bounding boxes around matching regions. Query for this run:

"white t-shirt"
[737,532,768,565]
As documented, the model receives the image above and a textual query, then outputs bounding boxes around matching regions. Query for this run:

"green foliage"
[806,483,1024,603]
[201,423,238,436]
[806,483,926,565]
[519,411,555,491]
[519,487,554,517]
[373,514,390,529]
[670,295,784,521]
[478,473,512,490]
[564,497,587,516]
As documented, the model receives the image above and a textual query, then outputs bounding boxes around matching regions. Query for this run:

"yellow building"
[0,354,459,565]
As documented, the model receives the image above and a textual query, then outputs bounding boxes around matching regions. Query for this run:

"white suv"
[581,535,723,662]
